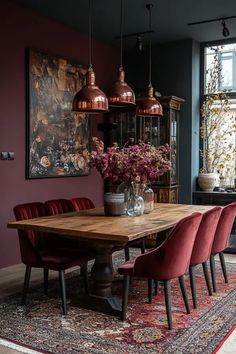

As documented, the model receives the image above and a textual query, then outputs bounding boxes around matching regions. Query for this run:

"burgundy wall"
[0,0,119,268]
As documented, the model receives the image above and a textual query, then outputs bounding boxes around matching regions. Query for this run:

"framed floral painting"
[26,48,90,179]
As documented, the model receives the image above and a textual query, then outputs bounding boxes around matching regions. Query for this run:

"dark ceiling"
[13,0,236,48]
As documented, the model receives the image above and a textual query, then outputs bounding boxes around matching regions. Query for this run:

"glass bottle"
[143,185,154,213]
[127,182,144,217]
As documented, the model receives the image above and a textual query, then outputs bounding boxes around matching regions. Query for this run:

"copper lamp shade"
[107,68,135,107]
[137,85,162,116]
[72,68,108,113]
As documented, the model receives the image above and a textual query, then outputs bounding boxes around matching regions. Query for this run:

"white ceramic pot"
[198,173,219,192]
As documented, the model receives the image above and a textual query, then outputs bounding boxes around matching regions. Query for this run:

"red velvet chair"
[45,198,94,291]
[45,198,74,215]
[189,207,222,308]
[210,202,236,292]
[118,212,202,329]
[71,197,95,211]
[14,202,93,315]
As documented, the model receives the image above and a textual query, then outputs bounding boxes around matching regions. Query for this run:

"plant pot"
[198,173,219,192]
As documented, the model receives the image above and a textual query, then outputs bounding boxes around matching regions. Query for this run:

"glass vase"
[127,182,145,217]
[143,185,154,213]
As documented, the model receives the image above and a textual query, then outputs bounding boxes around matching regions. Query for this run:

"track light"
[222,20,230,37]
[136,35,142,52]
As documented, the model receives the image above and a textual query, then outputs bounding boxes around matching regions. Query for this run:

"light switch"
[8,152,15,160]
[1,152,8,160]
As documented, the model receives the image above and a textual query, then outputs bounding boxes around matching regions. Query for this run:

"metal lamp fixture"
[137,4,162,117]
[72,0,108,113]
[107,0,135,108]
[222,20,230,37]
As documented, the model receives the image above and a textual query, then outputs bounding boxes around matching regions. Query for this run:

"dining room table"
[8,202,214,317]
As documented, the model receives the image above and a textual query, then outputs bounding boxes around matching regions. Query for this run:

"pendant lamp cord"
[89,0,92,69]
[148,4,153,86]
[120,0,123,69]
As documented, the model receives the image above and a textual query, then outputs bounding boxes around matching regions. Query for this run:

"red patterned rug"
[0,251,236,354]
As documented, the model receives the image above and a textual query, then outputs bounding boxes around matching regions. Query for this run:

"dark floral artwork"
[26,48,90,179]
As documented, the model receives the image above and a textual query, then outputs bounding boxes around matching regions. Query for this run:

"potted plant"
[198,48,236,191]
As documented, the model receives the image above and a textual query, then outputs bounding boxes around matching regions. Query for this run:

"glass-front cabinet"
[103,96,184,203]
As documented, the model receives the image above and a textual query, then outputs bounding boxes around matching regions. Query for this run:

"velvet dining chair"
[14,202,94,315]
[210,202,236,292]
[118,212,202,330]
[189,207,222,308]
[45,198,74,215]
[71,197,95,211]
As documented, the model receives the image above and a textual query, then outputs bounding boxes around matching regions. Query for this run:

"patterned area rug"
[1,250,236,354]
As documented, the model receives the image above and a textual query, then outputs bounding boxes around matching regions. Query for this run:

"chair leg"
[163,280,172,330]
[43,269,49,295]
[81,264,89,294]
[141,239,145,254]
[219,252,228,284]
[59,270,67,315]
[202,261,212,295]
[210,254,217,292]
[154,280,159,296]
[121,275,130,321]
[179,275,190,314]
[148,279,153,304]
[124,246,130,261]
[21,265,31,305]
[189,265,197,309]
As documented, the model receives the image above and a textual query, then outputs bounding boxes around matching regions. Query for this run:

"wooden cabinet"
[103,96,184,203]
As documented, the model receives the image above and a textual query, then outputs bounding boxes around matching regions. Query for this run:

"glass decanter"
[127,182,144,216]
[143,185,154,213]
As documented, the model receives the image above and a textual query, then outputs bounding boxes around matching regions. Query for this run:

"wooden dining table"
[8,202,214,317]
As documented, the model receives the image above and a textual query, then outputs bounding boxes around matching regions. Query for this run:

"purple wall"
[0,1,119,268]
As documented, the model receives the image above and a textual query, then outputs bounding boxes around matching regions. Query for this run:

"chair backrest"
[211,202,236,254]
[190,207,222,266]
[13,202,46,266]
[45,199,74,215]
[71,197,95,211]
[134,212,202,280]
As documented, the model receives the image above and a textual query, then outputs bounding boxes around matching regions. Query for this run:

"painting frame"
[26,48,90,179]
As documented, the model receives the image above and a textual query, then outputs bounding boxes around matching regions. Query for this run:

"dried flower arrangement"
[90,137,171,184]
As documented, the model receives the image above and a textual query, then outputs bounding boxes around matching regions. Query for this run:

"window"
[202,42,236,188]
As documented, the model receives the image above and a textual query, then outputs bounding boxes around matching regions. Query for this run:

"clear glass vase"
[143,185,154,213]
[127,182,145,217]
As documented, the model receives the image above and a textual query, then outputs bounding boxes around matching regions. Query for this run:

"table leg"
[71,241,123,317]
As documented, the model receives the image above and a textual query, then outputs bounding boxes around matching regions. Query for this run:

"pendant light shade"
[107,0,135,108]
[107,68,135,107]
[72,0,108,114]
[73,67,108,113]
[137,4,162,117]
[137,85,162,116]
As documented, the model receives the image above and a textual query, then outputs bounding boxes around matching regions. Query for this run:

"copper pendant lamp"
[72,0,108,113]
[107,0,135,108]
[137,4,162,117]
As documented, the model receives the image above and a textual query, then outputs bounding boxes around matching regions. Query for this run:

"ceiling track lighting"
[136,3,162,117]
[107,0,135,108]
[188,15,236,38]
[72,0,108,113]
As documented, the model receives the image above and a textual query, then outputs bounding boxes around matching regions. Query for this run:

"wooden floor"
[0,254,236,354]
